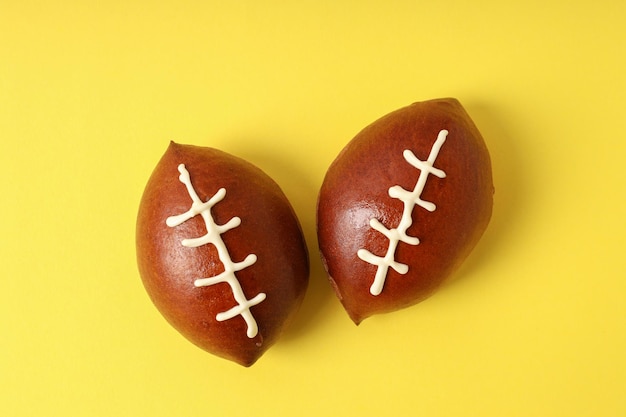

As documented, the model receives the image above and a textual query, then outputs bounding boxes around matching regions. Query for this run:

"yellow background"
[1,1,625,416]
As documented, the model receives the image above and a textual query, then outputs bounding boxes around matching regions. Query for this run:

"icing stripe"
[166,164,265,338]
[358,129,448,296]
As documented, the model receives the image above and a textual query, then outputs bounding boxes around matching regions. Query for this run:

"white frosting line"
[358,129,448,296]
[166,164,265,338]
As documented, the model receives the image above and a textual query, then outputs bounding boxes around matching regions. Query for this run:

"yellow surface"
[1,1,625,416]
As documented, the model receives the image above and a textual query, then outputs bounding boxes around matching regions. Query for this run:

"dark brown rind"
[137,142,309,366]
[317,98,493,324]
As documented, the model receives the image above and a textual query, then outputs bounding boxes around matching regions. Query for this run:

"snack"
[136,142,309,366]
[317,98,493,324]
